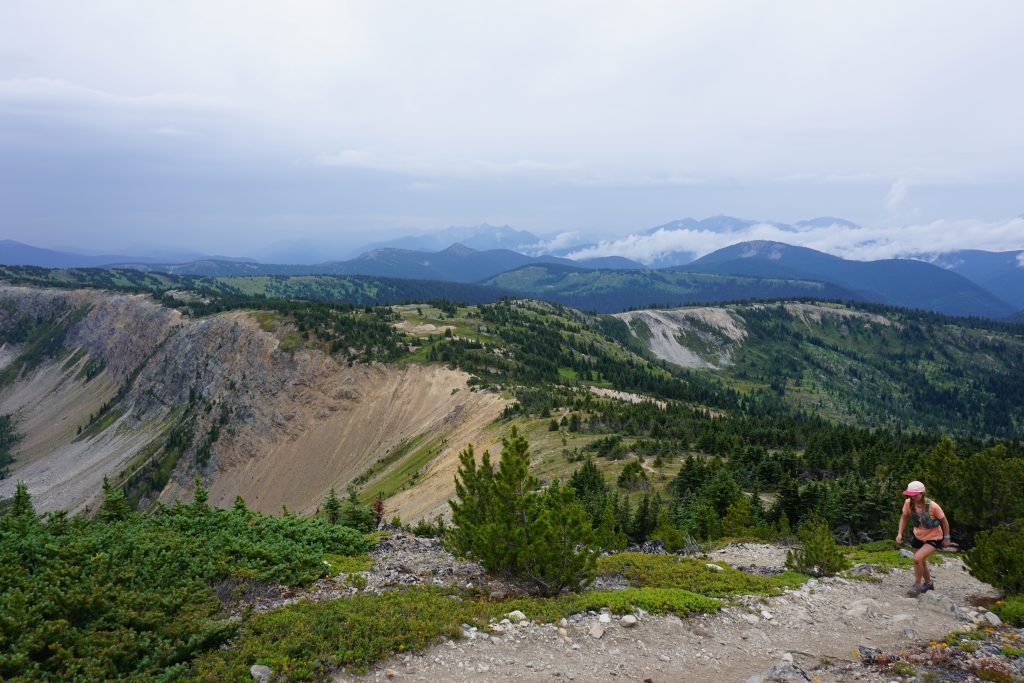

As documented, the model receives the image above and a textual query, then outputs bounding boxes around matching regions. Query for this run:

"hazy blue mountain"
[642,215,761,235]
[927,249,1024,310]
[574,256,645,270]
[793,217,860,229]
[0,240,253,269]
[680,240,1015,319]
[118,243,580,283]
[0,240,148,268]
[354,224,540,255]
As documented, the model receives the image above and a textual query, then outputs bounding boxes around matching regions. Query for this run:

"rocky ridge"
[0,286,507,519]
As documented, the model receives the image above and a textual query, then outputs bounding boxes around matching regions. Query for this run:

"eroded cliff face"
[0,286,507,518]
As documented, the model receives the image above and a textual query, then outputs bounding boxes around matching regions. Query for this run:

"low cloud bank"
[565,217,1024,265]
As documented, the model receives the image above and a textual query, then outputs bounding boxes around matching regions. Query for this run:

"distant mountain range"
[105,243,645,282]
[0,240,252,269]
[2,222,1021,320]
[355,224,541,254]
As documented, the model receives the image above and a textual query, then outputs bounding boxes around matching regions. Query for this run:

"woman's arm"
[896,509,909,544]
[941,516,951,547]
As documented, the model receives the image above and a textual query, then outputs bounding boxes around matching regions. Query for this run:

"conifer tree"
[232,495,248,513]
[785,513,850,577]
[721,495,754,538]
[323,487,342,524]
[341,483,376,532]
[8,481,35,519]
[98,476,131,522]
[449,428,597,595]
[192,474,208,509]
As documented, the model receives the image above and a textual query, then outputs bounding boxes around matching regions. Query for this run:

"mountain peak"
[441,243,478,257]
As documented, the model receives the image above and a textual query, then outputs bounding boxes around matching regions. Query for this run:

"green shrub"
[448,429,598,595]
[322,554,374,575]
[187,587,468,680]
[965,525,1024,596]
[0,488,370,681]
[994,595,1024,627]
[597,552,806,596]
[501,587,720,623]
[785,514,851,577]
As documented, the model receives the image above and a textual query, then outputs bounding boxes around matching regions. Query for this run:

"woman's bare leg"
[914,543,937,584]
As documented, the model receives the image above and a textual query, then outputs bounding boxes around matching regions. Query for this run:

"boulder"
[745,661,813,683]
[917,591,969,620]
[250,664,273,683]
[857,645,881,665]
[982,611,1003,627]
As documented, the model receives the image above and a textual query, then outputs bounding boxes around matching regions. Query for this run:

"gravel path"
[317,538,1014,683]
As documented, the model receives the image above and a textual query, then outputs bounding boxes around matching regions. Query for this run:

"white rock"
[599,613,611,623]
[559,618,569,628]
[519,620,530,627]
[490,624,505,634]
[590,623,605,639]
[384,669,398,680]
[558,627,568,637]
[572,643,581,650]
[760,611,774,620]
[250,665,273,683]
[982,611,1003,627]
[742,614,760,625]
[781,653,794,663]
[506,610,527,622]
[621,615,638,628]
[706,563,725,571]
[659,654,671,662]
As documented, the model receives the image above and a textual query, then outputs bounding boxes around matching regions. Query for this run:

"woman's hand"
[896,533,903,544]
[942,537,951,548]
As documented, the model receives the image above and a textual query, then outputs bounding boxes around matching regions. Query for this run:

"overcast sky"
[1,1,1022,259]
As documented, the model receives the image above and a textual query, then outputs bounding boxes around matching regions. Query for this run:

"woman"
[896,480,951,596]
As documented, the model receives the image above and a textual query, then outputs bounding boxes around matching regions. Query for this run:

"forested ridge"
[1,269,1023,680]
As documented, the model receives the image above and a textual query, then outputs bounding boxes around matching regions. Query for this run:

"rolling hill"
[678,241,1015,319]
[485,262,862,312]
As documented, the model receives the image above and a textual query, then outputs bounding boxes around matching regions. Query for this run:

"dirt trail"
[327,541,1003,683]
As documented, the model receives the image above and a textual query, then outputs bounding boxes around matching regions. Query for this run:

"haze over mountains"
[2,215,1022,320]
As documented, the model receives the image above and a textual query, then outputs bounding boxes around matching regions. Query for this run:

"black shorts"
[911,537,943,551]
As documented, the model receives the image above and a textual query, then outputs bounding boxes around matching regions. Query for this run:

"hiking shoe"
[907,584,925,597]
[923,581,934,593]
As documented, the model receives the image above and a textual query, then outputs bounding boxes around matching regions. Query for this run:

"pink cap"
[903,480,925,495]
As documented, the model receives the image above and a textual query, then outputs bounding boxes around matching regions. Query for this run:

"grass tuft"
[597,552,807,596]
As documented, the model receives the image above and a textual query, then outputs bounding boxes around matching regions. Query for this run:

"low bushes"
[0,487,369,681]
[597,552,806,595]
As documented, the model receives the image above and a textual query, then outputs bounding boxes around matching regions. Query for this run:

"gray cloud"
[1,2,1023,254]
